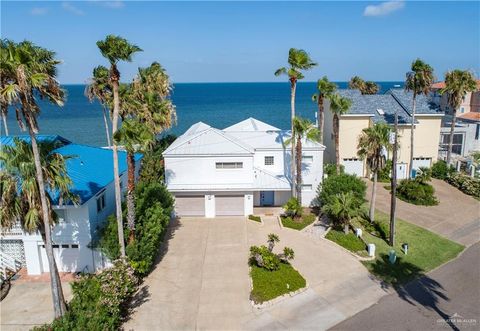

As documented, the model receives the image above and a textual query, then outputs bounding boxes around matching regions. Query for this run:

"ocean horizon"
[2,81,404,146]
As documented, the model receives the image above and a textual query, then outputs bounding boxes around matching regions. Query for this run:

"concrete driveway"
[367,178,480,246]
[125,216,387,330]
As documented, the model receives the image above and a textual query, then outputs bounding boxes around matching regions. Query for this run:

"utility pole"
[389,112,398,247]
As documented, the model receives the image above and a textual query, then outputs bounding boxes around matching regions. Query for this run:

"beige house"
[323,89,443,179]
[430,80,480,116]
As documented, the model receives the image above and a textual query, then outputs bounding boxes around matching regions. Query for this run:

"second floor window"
[264,156,274,165]
[96,193,106,212]
[216,162,243,169]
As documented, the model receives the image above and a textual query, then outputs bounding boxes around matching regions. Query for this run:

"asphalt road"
[330,242,480,331]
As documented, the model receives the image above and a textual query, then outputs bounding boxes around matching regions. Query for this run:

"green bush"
[282,197,302,217]
[324,163,344,177]
[325,229,366,253]
[431,160,455,180]
[397,179,438,206]
[446,173,480,198]
[317,173,366,208]
[248,214,261,222]
[35,260,138,331]
[378,160,392,182]
[250,245,280,271]
[139,135,176,183]
[357,217,390,240]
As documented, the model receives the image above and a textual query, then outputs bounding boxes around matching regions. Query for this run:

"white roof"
[226,130,289,149]
[184,121,211,135]
[253,167,291,190]
[224,117,280,132]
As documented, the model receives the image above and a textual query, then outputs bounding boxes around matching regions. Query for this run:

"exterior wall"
[253,150,287,174]
[205,194,215,218]
[440,120,480,158]
[322,100,336,163]
[274,191,291,206]
[244,193,254,215]
[301,149,324,206]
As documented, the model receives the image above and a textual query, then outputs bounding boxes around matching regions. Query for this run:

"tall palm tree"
[363,81,380,95]
[348,76,366,91]
[312,76,336,143]
[275,48,317,197]
[285,117,320,205]
[357,123,392,223]
[440,70,477,165]
[96,35,142,258]
[0,39,9,136]
[0,39,68,317]
[322,192,358,234]
[85,65,112,146]
[405,59,435,178]
[328,94,352,174]
[118,62,176,244]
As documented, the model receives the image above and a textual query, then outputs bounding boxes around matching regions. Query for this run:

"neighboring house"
[323,89,443,179]
[163,118,325,217]
[430,80,480,115]
[0,135,142,275]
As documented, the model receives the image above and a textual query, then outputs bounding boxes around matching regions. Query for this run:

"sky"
[1,1,479,84]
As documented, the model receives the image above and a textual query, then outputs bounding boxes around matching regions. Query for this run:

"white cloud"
[62,2,85,16]
[30,7,48,16]
[364,1,405,17]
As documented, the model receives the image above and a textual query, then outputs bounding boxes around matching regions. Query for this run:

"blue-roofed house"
[322,89,444,179]
[1,135,142,275]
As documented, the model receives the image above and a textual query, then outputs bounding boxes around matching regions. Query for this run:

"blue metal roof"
[0,135,71,147]
[1,135,143,205]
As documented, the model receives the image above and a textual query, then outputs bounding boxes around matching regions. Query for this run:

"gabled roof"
[184,121,211,135]
[163,127,253,155]
[387,89,441,115]
[224,117,280,132]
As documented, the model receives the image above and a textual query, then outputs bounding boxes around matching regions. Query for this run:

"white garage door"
[215,195,244,216]
[175,196,205,216]
[412,158,432,170]
[342,158,364,177]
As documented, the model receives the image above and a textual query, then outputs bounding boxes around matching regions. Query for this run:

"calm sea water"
[2,82,403,146]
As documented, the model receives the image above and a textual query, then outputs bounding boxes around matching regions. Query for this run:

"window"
[476,124,480,140]
[55,209,66,222]
[264,156,274,165]
[52,244,60,248]
[96,193,106,212]
[302,155,313,163]
[460,107,465,113]
[440,133,464,155]
[301,184,313,191]
[216,162,243,169]
[61,244,69,248]
[71,244,79,249]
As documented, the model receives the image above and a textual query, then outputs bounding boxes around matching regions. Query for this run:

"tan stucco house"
[323,89,444,179]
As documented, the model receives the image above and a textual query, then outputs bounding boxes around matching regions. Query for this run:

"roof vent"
[377,108,385,115]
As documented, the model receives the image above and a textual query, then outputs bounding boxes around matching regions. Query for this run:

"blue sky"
[2,1,479,83]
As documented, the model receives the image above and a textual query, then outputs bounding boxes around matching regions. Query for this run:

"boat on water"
[394,84,401,87]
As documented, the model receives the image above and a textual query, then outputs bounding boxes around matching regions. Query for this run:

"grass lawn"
[359,210,464,285]
[250,263,306,303]
[248,214,261,223]
[325,229,369,257]
[281,214,316,230]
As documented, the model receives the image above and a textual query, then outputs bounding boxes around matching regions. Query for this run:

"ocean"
[2,82,403,146]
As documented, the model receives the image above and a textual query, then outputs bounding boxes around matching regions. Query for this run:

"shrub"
[283,197,302,217]
[446,173,480,198]
[317,173,366,208]
[248,214,261,222]
[431,160,455,180]
[139,135,176,183]
[324,163,344,177]
[325,229,366,253]
[397,179,438,206]
[249,235,295,271]
[377,160,393,182]
[357,217,390,240]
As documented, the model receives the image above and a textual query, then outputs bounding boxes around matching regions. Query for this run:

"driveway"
[125,216,387,330]
[367,178,480,246]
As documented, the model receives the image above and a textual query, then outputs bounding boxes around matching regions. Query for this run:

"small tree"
[267,233,279,252]
[283,197,302,218]
[321,192,358,234]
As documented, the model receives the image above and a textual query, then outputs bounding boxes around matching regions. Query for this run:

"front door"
[260,191,274,206]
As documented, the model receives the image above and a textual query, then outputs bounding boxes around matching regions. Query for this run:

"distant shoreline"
[61,81,405,86]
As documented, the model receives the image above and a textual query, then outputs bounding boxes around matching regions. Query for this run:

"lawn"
[250,263,306,304]
[325,229,369,257]
[248,214,261,223]
[359,211,464,285]
[281,214,316,230]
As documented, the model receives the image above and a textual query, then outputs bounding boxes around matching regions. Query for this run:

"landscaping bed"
[250,263,306,304]
[325,227,369,257]
[280,214,316,230]
[248,214,262,223]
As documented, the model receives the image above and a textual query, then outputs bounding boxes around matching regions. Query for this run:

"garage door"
[175,196,205,216]
[215,195,244,216]
[412,158,432,170]
[342,158,364,177]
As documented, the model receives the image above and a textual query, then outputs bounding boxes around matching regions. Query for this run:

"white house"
[163,118,325,217]
[0,135,141,275]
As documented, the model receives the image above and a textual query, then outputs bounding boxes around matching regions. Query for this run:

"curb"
[250,284,309,309]
[277,216,284,229]
[322,235,375,261]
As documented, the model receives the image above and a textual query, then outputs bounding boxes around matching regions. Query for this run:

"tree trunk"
[102,106,111,147]
[344,221,349,234]
[317,94,324,143]
[290,79,297,197]
[408,94,417,179]
[369,171,377,223]
[1,111,8,136]
[111,67,126,258]
[334,114,340,174]
[296,137,302,206]
[28,128,66,318]
[127,151,136,244]
[446,111,457,165]
[389,112,398,247]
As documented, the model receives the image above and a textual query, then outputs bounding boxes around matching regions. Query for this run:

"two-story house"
[0,135,142,275]
[163,118,325,217]
[323,89,443,179]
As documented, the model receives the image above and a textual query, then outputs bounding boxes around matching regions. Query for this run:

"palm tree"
[275,48,317,197]
[85,65,112,146]
[117,62,176,244]
[96,35,142,258]
[312,76,336,142]
[363,81,380,95]
[440,70,477,165]
[405,59,435,178]
[322,192,358,234]
[348,76,366,91]
[1,39,68,318]
[285,117,320,205]
[0,39,9,136]
[357,123,391,223]
[328,94,352,174]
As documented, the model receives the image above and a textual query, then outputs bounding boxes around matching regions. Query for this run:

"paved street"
[330,242,480,331]
[366,178,480,246]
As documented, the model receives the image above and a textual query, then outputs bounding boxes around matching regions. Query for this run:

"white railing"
[0,221,24,236]
[0,251,22,283]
